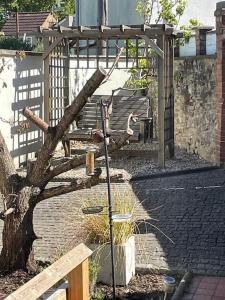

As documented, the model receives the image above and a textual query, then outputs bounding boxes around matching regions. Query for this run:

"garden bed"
[94,273,169,300]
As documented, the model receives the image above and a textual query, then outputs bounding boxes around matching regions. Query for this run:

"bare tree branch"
[38,113,137,188]
[101,46,124,85]
[28,67,107,187]
[37,172,125,202]
[22,108,49,133]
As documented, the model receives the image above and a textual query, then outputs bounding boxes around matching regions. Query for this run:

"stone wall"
[174,55,217,164]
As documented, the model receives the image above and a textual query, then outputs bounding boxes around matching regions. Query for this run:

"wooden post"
[168,37,175,158]
[68,258,89,300]
[98,0,108,55]
[62,38,71,156]
[43,37,51,128]
[6,244,92,300]
[158,34,165,168]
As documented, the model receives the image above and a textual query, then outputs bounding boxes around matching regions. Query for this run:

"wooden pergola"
[41,24,175,167]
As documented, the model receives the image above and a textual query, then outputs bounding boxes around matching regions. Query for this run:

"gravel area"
[105,147,212,177]
[53,141,213,180]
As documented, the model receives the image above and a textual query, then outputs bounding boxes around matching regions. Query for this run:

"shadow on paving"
[131,168,225,275]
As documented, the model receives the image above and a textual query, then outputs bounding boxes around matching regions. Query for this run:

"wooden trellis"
[41,24,175,167]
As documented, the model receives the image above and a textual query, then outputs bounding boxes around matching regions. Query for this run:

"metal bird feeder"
[82,206,104,215]
[112,214,132,223]
[163,276,176,300]
[86,147,96,176]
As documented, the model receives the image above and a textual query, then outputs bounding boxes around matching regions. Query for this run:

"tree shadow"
[11,54,43,167]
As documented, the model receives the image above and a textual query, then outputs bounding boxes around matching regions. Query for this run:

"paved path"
[132,168,225,275]
[182,276,225,300]
[1,168,225,276]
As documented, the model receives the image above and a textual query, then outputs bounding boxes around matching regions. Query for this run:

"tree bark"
[0,130,17,194]
[0,130,37,272]
[0,186,37,272]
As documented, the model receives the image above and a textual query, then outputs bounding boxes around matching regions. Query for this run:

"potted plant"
[81,190,135,286]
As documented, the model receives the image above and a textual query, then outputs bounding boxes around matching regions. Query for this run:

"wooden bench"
[64,95,151,156]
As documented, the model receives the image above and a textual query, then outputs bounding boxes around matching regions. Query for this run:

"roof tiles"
[2,12,54,36]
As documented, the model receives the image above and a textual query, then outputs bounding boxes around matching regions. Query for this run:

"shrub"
[0,37,33,51]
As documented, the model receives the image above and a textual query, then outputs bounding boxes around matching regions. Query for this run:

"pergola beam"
[42,27,169,39]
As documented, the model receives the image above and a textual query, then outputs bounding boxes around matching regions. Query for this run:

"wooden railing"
[6,243,92,300]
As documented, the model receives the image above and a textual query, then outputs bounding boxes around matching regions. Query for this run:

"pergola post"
[158,34,165,168]
[43,37,51,127]
[63,38,70,108]
[168,36,175,158]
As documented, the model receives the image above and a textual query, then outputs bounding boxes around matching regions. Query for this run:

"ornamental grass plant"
[82,190,135,245]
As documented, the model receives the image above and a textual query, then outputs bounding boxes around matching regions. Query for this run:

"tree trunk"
[0,186,37,273]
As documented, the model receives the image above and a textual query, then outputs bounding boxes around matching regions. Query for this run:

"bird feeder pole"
[100,99,116,300]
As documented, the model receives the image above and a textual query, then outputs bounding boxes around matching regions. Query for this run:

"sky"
[179,0,219,27]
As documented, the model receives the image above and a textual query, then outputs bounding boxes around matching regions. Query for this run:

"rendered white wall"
[69,57,131,100]
[179,36,197,57]
[0,51,43,168]
[206,31,216,55]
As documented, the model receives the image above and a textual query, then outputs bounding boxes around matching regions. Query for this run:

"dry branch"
[37,172,125,201]
[22,108,49,133]
[28,67,107,187]
[101,46,124,85]
[38,113,137,188]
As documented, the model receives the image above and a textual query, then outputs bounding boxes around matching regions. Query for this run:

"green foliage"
[133,0,199,89]
[56,0,75,20]
[0,0,75,27]
[0,0,57,12]
[92,290,105,300]
[126,39,156,89]
[180,18,201,43]
[136,0,187,26]
[0,37,33,51]
[33,39,44,52]
[89,259,100,286]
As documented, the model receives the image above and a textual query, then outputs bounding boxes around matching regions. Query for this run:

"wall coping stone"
[175,54,216,61]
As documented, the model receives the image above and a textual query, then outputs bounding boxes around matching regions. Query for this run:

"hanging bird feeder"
[82,206,104,215]
[112,213,132,223]
[86,147,96,176]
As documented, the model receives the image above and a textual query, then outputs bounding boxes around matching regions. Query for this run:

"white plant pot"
[90,235,135,286]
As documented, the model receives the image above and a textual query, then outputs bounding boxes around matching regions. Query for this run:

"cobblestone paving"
[132,168,225,275]
[0,168,225,276]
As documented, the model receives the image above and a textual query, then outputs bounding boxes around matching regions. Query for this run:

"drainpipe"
[75,0,80,26]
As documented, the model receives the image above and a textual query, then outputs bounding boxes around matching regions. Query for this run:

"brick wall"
[215,1,225,165]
